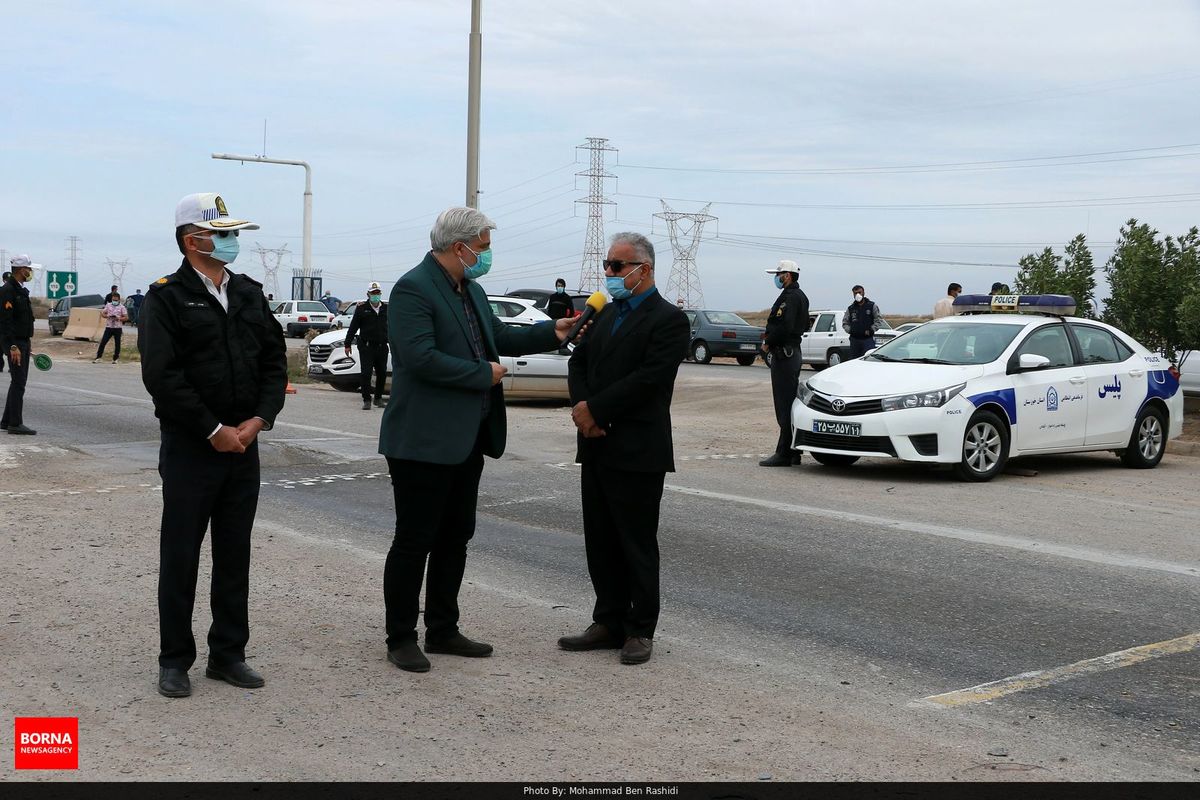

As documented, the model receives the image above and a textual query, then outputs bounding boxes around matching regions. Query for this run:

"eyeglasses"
[602,259,646,273]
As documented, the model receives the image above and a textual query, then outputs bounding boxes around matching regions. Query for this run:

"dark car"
[47,294,106,336]
[683,309,765,366]
[503,288,590,317]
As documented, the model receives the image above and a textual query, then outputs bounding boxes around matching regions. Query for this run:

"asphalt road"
[4,358,1199,780]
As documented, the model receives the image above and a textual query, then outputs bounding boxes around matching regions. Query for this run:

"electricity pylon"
[654,201,716,308]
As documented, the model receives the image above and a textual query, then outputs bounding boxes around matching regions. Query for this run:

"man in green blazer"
[379,206,576,673]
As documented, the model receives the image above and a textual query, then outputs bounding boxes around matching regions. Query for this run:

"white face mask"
[854,293,864,302]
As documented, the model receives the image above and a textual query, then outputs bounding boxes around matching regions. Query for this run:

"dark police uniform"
[1,275,35,431]
[138,261,288,670]
[843,297,882,358]
[763,281,809,458]
[345,300,389,404]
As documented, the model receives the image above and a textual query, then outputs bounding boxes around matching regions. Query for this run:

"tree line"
[1013,219,1199,364]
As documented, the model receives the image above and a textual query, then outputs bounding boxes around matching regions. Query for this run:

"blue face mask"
[774,274,785,290]
[556,286,566,294]
[198,232,240,264]
[369,294,381,306]
[460,244,492,280]
[606,265,644,301]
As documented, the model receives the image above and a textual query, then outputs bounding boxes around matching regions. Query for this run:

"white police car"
[791,294,1185,481]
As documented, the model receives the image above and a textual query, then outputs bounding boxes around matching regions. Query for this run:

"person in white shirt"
[933,282,962,318]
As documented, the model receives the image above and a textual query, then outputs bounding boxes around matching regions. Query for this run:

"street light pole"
[466,0,482,209]
[211,153,313,277]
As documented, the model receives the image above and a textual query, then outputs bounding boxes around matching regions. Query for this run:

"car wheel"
[1121,405,1167,469]
[810,452,860,467]
[954,410,1009,482]
[827,349,843,368]
[691,340,712,364]
[736,354,756,366]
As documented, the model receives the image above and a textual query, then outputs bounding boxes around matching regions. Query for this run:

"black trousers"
[849,336,876,359]
[384,431,485,649]
[769,346,802,454]
[359,341,388,402]
[580,462,666,639]
[157,429,261,669]
[2,340,30,428]
[95,327,122,361]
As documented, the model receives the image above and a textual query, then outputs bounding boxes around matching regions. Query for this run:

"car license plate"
[739,343,756,351]
[813,420,861,437]
[308,365,324,375]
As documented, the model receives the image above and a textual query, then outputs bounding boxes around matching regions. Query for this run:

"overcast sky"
[3,0,1199,313]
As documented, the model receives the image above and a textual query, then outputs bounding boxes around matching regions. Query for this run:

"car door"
[1070,323,1142,445]
[508,350,569,398]
[1009,323,1087,451]
[803,313,838,362]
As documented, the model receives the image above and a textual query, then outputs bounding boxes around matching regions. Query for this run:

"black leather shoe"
[361,399,372,410]
[205,660,265,688]
[758,452,792,467]
[424,633,493,658]
[387,641,431,673]
[373,397,385,408]
[6,424,36,436]
[620,637,653,665]
[157,667,191,698]
[558,622,623,651]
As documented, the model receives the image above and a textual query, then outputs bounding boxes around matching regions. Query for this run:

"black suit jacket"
[568,290,690,473]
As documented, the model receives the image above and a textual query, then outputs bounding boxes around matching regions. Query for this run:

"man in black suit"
[344,281,389,410]
[559,232,689,665]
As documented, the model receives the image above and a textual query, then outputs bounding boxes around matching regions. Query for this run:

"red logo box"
[14,717,78,770]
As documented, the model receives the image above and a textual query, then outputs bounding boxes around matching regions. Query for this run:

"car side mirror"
[1017,353,1051,372]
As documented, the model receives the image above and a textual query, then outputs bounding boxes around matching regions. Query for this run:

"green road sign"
[46,271,78,300]
[33,354,53,371]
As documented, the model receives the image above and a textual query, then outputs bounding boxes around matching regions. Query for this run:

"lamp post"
[211,153,312,277]
[466,0,482,209]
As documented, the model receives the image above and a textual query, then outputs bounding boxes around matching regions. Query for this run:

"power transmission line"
[655,201,717,308]
[576,137,617,294]
[617,190,1200,212]
[65,236,81,272]
[105,258,131,289]
[253,243,289,298]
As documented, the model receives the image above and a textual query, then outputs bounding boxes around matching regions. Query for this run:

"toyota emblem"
[831,398,846,413]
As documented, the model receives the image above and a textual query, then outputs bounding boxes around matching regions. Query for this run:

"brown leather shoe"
[558,622,623,651]
[620,636,653,665]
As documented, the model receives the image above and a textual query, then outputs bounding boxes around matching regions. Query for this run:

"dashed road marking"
[915,632,1200,708]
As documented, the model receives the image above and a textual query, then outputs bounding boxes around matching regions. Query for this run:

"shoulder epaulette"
[148,275,175,290]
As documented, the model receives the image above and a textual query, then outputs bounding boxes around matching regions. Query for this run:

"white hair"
[610,232,655,266]
[430,207,497,252]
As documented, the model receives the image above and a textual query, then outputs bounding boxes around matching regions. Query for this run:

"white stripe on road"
[663,484,1200,580]
[32,381,375,439]
[915,632,1200,708]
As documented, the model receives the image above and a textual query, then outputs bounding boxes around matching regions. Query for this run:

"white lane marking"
[915,632,1200,708]
[32,382,375,439]
[0,471,389,500]
[662,484,1200,580]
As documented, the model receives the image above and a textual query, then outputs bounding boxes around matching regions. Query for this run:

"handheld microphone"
[564,291,607,344]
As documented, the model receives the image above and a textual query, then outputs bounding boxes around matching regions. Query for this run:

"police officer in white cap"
[760,260,809,467]
[139,193,288,698]
[1,255,37,434]
[345,281,390,410]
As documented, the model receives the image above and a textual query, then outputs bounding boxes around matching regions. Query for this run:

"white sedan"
[305,319,570,400]
[791,295,1185,481]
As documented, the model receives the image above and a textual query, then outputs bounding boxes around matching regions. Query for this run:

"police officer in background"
[759,260,809,467]
[345,281,389,410]
[1,271,13,373]
[1,256,37,434]
[139,193,288,698]
[842,284,882,359]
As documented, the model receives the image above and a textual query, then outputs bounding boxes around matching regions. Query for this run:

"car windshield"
[703,311,751,326]
[298,301,328,313]
[866,322,1024,365]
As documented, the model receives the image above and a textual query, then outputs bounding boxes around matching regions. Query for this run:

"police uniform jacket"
[138,261,288,440]
[0,277,35,350]
[345,300,388,346]
[763,282,809,349]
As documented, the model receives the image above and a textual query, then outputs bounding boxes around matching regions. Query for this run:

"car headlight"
[330,340,345,349]
[880,383,965,411]
[797,381,814,405]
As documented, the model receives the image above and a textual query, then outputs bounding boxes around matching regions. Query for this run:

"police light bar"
[952,293,1077,316]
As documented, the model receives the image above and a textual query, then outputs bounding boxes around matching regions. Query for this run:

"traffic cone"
[285,381,297,395]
